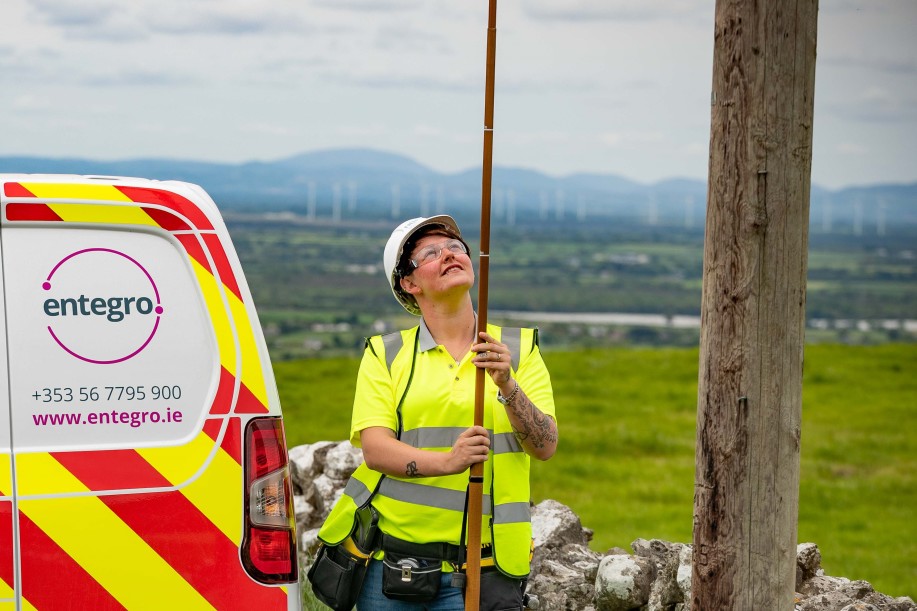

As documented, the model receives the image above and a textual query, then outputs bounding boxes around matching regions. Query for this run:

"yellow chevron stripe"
[190,255,268,408]
[18,183,133,203]
[17,454,212,610]
[0,594,35,611]
[0,454,10,497]
[138,431,242,545]
[191,258,237,378]
[0,577,38,610]
[48,203,159,227]
[227,290,268,408]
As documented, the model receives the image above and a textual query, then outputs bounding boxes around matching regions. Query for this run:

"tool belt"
[380,533,495,603]
[382,534,495,570]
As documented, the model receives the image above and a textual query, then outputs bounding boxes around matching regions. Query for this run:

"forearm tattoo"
[509,393,558,450]
[405,461,423,477]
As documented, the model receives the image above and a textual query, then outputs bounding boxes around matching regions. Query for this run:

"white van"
[0,175,301,610]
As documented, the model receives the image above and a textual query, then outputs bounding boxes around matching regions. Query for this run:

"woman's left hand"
[472,331,513,388]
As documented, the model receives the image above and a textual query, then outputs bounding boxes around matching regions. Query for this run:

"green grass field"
[276,343,916,598]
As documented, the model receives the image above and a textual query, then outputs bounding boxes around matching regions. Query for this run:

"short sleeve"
[349,338,399,447]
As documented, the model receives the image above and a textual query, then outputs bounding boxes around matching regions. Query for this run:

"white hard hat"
[383,215,464,315]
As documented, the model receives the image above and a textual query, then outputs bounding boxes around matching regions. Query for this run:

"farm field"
[229,218,917,359]
[276,342,916,598]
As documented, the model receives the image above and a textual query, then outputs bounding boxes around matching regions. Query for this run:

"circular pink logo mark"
[43,248,163,364]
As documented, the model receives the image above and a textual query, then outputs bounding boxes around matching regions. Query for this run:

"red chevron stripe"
[3,182,36,197]
[202,416,242,466]
[48,450,287,611]
[234,378,269,414]
[173,233,242,307]
[209,366,236,415]
[115,186,213,231]
[5,202,63,222]
[175,232,211,275]
[202,233,243,301]
[141,205,193,232]
[51,449,171,491]
[222,417,243,465]
[104,491,287,609]
[18,508,125,610]
[0,501,14,596]
[203,418,222,442]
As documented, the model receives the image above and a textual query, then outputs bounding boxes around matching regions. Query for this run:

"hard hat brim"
[384,215,463,316]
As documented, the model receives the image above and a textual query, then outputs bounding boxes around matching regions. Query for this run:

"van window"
[4,227,217,452]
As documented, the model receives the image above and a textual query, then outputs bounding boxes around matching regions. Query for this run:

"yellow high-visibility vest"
[318,323,555,578]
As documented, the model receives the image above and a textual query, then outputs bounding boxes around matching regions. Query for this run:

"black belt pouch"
[479,571,527,611]
[381,536,442,602]
[307,505,379,611]
[307,543,367,611]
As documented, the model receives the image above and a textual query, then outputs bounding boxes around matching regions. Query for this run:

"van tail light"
[242,417,298,584]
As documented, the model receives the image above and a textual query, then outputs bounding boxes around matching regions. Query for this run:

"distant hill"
[2,148,915,229]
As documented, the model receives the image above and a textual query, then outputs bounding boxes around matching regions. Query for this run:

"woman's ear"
[399,275,420,296]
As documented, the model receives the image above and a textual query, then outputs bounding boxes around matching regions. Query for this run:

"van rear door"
[0,175,300,610]
[0,234,14,608]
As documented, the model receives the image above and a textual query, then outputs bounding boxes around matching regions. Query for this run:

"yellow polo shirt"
[349,320,556,547]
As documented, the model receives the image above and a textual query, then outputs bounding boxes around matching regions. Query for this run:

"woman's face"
[402,232,475,302]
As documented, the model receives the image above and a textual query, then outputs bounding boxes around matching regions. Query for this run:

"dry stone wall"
[290,441,915,611]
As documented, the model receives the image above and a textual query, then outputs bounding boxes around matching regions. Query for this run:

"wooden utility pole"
[693,0,818,609]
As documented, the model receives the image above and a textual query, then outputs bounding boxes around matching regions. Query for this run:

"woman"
[316,215,557,611]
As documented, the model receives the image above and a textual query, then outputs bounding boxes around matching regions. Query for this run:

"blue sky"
[1,0,914,189]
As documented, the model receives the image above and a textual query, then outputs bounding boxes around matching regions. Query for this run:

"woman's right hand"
[361,425,490,478]
[445,425,490,474]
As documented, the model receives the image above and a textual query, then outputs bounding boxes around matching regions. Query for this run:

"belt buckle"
[401,564,412,582]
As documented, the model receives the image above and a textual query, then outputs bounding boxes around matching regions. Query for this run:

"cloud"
[337,123,392,138]
[820,0,911,16]
[81,69,198,87]
[521,0,709,22]
[326,66,592,95]
[328,70,480,92]
[837,142,869,155]
[599,130,666,148]
[310,0,422,12]
[144,4,309,36]
[373,24,453,55]
[28,0,117,28]
[824,86,917,123]
[27,0,309,39]
[25,0,144,41]
[238,121,294,137]
[821,54,917,77]
[10,93,58,112]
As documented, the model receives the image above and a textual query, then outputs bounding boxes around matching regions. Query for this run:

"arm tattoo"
[509,393,558,450]
[405,461,423,477]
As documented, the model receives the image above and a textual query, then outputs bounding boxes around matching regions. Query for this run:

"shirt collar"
[418,318,438,352]
[417,313,479,353]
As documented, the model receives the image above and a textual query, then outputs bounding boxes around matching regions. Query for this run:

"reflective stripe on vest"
[382,331,403,371]
[399,428,522,455]
[379,479,492,514]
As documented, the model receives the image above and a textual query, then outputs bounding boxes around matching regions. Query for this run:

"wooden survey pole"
[693,0,818,609]
[466,1,498,610]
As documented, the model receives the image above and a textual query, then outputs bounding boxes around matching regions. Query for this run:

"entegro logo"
[42,248,164,364]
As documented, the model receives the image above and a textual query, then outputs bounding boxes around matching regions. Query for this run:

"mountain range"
[2,148,915,228]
